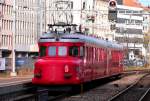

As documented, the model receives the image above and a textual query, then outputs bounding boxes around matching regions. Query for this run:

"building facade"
[15,0,38,57]
[82,0,112,40]
[116,5,144,60]
[43,0,112,40]
[0,0,38,69]
[143,8,150,63]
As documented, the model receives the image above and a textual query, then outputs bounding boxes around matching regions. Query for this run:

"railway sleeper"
[14,94,35,101]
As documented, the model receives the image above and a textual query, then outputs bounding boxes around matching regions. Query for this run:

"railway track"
[0,82,36,101]
[0,70,149,101]
[59,70,149,101]
[108,73,150,101]
[13,90,68,101]
[0,84,69,101]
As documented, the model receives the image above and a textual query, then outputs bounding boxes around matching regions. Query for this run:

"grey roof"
[39,32,124,50]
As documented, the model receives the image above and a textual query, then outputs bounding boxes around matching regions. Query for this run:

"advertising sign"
[0,58,5,70]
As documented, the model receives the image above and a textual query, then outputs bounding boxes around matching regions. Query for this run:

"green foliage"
[144,32,150,48]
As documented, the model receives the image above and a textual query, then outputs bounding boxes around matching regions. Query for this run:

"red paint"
[32,39,124,85]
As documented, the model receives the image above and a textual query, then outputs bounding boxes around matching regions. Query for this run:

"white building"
[116,5,145,60]
[44,0,112,40]
[0,0,38,69]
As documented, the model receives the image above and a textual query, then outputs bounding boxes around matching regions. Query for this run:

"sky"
[138,0,150,6]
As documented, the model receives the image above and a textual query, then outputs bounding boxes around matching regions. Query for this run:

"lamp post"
[124,28,129,59]
[10,0,17,76]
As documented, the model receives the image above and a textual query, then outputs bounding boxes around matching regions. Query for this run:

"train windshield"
[39,46,46,57]
[39,46,83,57]
[48,46,56,56]
[58,46,67,56]
[69,46,79,57]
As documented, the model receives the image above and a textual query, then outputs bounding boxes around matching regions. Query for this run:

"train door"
[83,46,92,82]
[111,50,119,74]
[104,48,108,75]
[101,48,106,76]
[90,47,94,81]
[111,50,123,74]
[79,46,86,82]
[106,48,112,76]
[118,51,124,72]
[97,48,105,78]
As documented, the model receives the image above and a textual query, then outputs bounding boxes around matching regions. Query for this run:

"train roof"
[39,32,124,50]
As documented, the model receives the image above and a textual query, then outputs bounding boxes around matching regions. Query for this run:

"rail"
[108,73,150,101]
[139,87,150,101]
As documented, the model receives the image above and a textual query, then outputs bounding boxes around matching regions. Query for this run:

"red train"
[32,26,124,85]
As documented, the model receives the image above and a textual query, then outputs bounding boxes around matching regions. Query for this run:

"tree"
[143,30,150,67]
[144,31,150,49]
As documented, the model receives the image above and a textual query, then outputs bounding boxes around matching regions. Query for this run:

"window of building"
[58,46,67,56]
[82,2,85,10]
[2,19,3,29]
[71,1,73,9]
[69,46,78,57]
[2,5,4,15]
[48,46,56,56]
[9,35,11,45]
[39,46,47,57]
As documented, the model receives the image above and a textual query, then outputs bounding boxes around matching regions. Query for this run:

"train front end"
[32,37,84,85]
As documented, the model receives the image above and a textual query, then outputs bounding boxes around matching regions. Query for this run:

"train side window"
[80,46,84,57]
[100,49,104,61]
[48,46,56,56]
[89,47,92,61]
[58,46,67,56]
[39,46,46,57]
[69,46,79,57]
[86,47,89,60]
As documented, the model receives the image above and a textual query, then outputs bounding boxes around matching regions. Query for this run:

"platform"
[0,76,32,87]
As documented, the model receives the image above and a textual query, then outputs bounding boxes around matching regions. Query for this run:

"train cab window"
[80,46,84,57]
[58,46,67,56]
[69,46,79,57]
[48,46,56,56]
[39,46,46,57]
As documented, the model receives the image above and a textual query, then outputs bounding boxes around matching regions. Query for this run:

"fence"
[123,59,147,67]
[5,57,36,71]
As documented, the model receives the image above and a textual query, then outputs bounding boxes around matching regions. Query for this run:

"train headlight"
[34,68,42,78]
[64,65,72,79]
[34,73,42,78]
[64,65,69,73]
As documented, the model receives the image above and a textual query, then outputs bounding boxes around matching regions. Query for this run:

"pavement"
[0,75,33,87]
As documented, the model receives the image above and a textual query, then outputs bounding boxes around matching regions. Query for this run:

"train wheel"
[80,83,84,95]
[115,74,122,79]
[71,84,84,94]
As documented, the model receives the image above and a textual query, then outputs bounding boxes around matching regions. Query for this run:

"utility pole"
[80,0,82,32]
[92,0,95,35]
[40,0,44,37]
[37,0,43,40]
[44,0,47,32]
[10,0,17,76]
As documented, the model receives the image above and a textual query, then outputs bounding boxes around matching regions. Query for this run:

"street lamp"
[10,0,17,76]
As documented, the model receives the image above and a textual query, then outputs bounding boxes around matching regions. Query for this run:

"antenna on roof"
[47,22,77,34]
[48,22,77,28]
